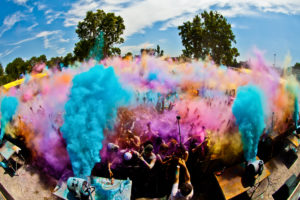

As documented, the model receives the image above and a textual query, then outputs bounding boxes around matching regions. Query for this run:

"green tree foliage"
[46,56,63,68]
[0,63,5,85]
[74,10,125,60]
[293,62,300,69]
[178,11,239,66]
[63,53,75,66]
[5,57,28,80]
[0,75,13,85]
[125,52,132,57]
[27,54,47,72]
[123,52,133,60]
[0,63,4,76]
[156,45,164,57]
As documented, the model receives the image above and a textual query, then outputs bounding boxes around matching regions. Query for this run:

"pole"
[176,116,181,144]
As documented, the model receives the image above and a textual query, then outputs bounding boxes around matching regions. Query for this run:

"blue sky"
[0,0,299,68]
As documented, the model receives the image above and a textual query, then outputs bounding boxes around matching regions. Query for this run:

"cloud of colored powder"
[0,96,19,142]
[61,64,131,177]
[232,85,267,161]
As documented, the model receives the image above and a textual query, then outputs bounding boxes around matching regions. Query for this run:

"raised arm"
[107,161,113,178]
[174,165,180,183]
[178,159,191,183]
[170,165,180,197]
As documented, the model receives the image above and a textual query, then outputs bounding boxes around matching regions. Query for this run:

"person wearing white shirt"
[169,158,193,200]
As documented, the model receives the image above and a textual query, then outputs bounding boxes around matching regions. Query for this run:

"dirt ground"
[0,163,58,200]
[247,146,300,200]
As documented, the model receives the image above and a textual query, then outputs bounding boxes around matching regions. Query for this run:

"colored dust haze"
[0,52,299,178]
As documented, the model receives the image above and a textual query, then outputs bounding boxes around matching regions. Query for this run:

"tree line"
[1,9,292,86]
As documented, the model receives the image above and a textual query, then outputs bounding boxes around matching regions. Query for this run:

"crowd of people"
[91,113,212,199]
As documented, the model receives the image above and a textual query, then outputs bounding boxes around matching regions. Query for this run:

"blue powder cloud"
[232,85,267,161]
[61,65,131,177]
[0,96,19,141]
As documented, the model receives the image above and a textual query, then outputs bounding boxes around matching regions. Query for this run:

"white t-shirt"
[169,182,194,200]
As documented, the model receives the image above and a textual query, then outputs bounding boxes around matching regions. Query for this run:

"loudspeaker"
[279,149,298,169]
[272,174,298,200]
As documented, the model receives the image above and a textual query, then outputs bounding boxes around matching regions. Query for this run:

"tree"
[27,54,47,72]
[125,52,132,57]
[46,56,63,68]
[178,11,239,66]
[123,52,133,60]
[63,53,75,66]
[0,63,5,85]
[156,45,164,57]
[141,48,156,56]
[293,62,300,69]
[74,10,125,60]
[0,63,3,76]
[5,57,27,80]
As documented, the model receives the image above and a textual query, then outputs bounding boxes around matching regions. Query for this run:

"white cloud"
[64,0,300,38]
[10,37,36,45]
[231,24,249,29]
[33,3,63,24]
[45,9,53,15]
[11,0,28,5]
[0,11,25,37]
[64,0,101,27]
[120,42,154,55]
[36,30,59,38]
[59,38,70,43]
[33,2,47,10]
[46,11,64,24]
[158,39,167,44]
[159,13,195,31]
[11,30,60,46]
[27,22,38,31]
[43,37,50,48]
[103,0,131,4]
[56,47,66,55]
[0,46,21,58]
[27,6,33,13]
[9,30,69,57]
[10,0,32,11]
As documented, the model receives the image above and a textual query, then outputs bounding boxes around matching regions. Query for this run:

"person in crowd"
[133,143,157,197]
[107,143,120,177]
[152,136,164,153]
[141,122,158,143]
[169,159,193,200]
[167,138,178,155]
[91,142,119,179]
[192,135,209,161]
[174,143,189,162]
[156,143,169,164]
[138,143,156,170]
[126,130,141,151]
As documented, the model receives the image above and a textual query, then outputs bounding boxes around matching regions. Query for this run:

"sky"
[0,0,299,68]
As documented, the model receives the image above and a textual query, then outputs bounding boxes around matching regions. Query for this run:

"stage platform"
[214,162,270,200]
